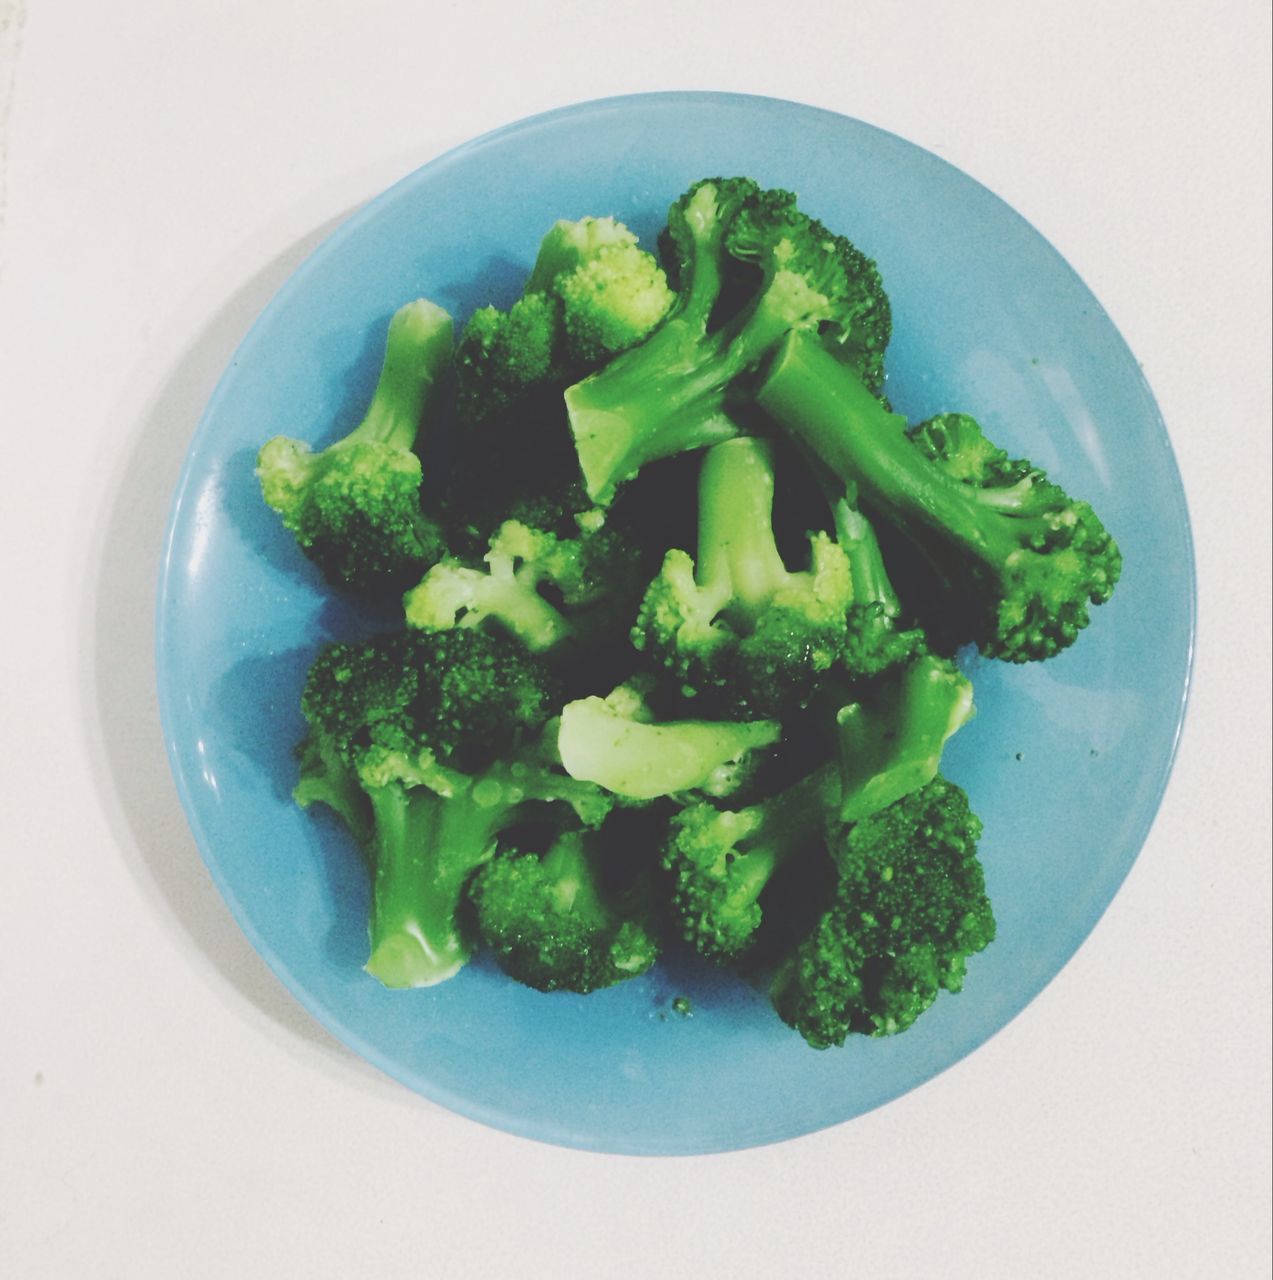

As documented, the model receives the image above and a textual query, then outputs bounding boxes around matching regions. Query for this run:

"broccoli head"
[257,298,453,591]
[662,763,838,962]
[772,776,995,1047]
[469,827,660,993]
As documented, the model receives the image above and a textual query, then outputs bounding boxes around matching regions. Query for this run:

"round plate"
[156,92,1194,1154]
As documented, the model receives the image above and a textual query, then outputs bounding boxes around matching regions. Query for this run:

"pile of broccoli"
[257,177,1121,1048]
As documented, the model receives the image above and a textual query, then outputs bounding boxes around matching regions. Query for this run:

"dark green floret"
[772,777,995,1047]
[565,178,891,503]
[257,299,453,591]
[757,333,1122,662]
[662,763,838,962]
[470,828,660,993]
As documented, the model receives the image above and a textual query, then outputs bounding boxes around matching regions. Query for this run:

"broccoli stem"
[833,499,901,618]
[696,438,791,630]
[363,778,506,989]
[346,298,453,452]
[565,271,826,504]
[756,332,1038,568]
[836,657,975,823]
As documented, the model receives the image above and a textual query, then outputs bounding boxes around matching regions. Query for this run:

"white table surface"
[2,3,1269,1276]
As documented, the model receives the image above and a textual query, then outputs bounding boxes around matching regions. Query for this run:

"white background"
[2,2,1269,1276]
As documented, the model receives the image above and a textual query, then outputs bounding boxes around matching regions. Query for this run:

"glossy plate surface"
[156,92,1194,1154]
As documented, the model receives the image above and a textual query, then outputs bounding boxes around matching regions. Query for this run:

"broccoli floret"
[293,629,599,988]
[634,436,916,717]
[257,299,453,591]
[556,680,781,801]
[469,827,660,993]
[771,777,995,1047]
[662,763,838,962]
[757,333,1123,662]
[454,216,673,424]
[565,178,892,503]
[835,653,975,823]
[404,511,647,655]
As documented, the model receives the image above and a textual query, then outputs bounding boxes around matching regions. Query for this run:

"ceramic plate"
[157,93,1194,1154]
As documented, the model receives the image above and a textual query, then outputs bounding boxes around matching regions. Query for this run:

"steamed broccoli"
[662,763,838,962]
[469,827,660,993]
[257,299,453,591]
[632,437,849,716]
[757,333,1122,662]
[404,510,647,656]
[293,628,604,988]
[454,215,673,423]
[565,178,892,503]
[772,777,995,1047]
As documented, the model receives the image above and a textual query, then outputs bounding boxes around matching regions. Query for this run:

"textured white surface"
[1,3,1269,1276]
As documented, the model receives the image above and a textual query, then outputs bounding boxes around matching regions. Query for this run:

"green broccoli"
[662,763,839,962]
[469,827,660,993]
[257,298,453,591]
[757,332,1122,662]
[565,179,892,503]
[771,777,995,1047]
[404,510,647,656]
[556,680,781,801]
[632,436,918,718]
[454,215,673,423]
[293,628,605,988]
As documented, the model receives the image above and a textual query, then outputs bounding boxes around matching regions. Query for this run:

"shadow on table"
[78,208,386,1077]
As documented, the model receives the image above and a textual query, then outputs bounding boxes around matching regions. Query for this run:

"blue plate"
[157,92,1194,1154]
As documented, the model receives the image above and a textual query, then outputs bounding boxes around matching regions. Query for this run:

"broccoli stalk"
[257,299,453,590]
[772,777,995,1046]
[565,179,891,503]
[469,827,660,993]
[357,741,611,988]
[556,681,781,801]
[835,653,975,823]
[663,763,839,962]
[757,332,1122,661]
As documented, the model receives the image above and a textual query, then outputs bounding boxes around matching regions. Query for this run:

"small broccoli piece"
[529,216,675,366]
[404,511,648,655]
[772,777,995,1047]
[633,437,850,716]
[257,299,453,591]
[293,629,597,988]
[663,763,839,962]
[469,828,660,993]
[757,333,1123,662]
[835,653,975,823]
[556,680,781,801]
[565,178,892,503]
[454,216,673,424]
